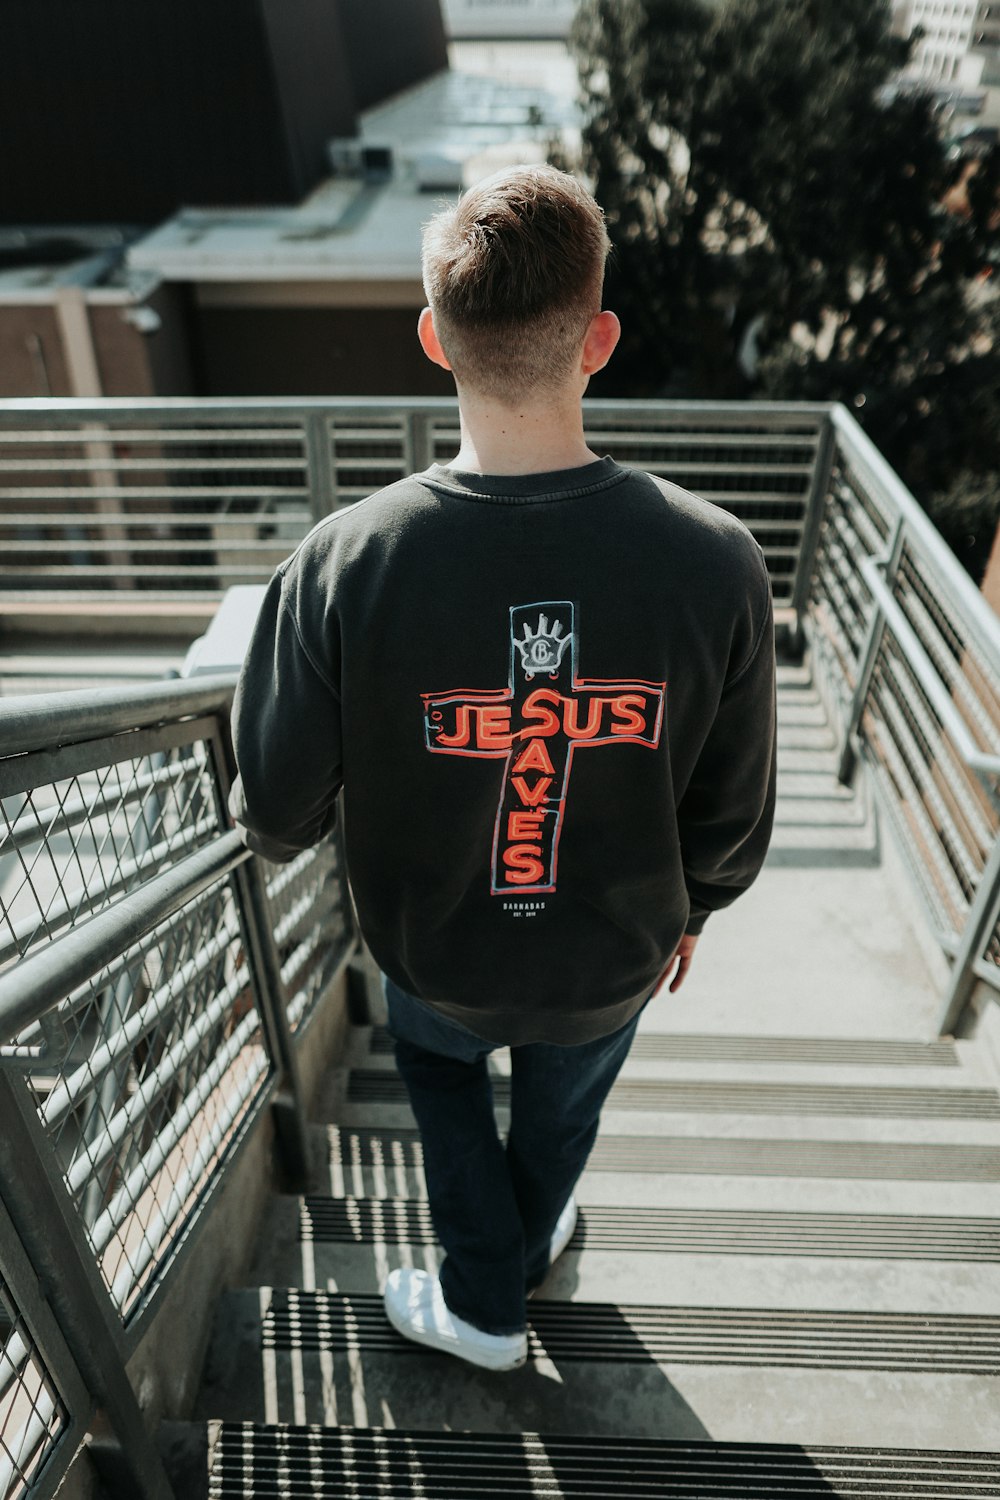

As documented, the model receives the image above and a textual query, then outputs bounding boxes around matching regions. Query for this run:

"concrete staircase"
[175,664,1000,1495]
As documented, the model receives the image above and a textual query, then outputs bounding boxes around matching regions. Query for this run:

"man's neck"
[447,388,599,477]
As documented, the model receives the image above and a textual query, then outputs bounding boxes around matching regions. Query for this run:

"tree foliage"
[568,0,1000,574]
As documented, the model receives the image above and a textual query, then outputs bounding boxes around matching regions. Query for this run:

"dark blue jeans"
[384,977,646,1336]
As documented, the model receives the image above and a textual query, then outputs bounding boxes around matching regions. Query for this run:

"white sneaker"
[528,1195,579,1299]
[549,1195,579,1264]
[383,1268,527,1372]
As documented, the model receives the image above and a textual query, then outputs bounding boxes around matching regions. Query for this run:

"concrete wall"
[337,0,449,110]
[196,305,454,397]
[0,0,354,224]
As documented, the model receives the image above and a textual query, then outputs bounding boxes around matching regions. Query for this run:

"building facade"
[442,0,575,39]
[903,0,999,82]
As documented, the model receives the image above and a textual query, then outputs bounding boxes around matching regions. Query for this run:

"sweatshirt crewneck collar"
[420,457,627,504]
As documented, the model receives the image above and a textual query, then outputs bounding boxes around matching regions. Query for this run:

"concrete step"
[194,1288,1000,1449]
[362,1025,964,1070]
[337,1066,1000,1121]
[197,1422,1000,1497]
[311,1122,1000,1197]
[248,1194,1000,1313]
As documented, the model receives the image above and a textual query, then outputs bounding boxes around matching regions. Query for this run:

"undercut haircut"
[421,165,611,406]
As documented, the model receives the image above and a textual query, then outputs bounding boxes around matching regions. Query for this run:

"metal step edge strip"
[320,1126,1000,1182]
[207,1426,1000,1499]
[255,1293,1000,1374]
[366,1028,962,1066]
[346,1072,1000,1119]
[298,1198,1000,1261]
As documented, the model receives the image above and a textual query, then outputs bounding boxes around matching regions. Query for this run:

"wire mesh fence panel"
[265,836,353,1034]
[0,697,276,1324]
[22,873,271,1320]
[0,720,223,988]
[0,1280,69,1500]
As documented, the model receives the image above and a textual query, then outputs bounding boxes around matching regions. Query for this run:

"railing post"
[837,519,906,785]
[937,835,1000,1037]
[304,411,337,525]
[406,409,434,474]
[0,1072,176,1500]
[232,855,312,1187]
[207,719,312,1189]
[788,411,837,659]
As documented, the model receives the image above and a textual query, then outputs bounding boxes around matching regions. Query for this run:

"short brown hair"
[421,165,610,405]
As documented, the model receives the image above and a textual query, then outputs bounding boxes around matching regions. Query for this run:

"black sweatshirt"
[229,458,777,1045]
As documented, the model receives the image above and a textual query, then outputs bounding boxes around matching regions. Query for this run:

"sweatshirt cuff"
[684,910,710,936]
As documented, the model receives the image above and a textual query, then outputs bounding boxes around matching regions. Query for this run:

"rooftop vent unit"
[414,152,465,192]
[327,140,394,182]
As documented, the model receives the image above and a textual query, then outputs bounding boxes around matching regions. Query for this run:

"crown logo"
[515,614,572,678]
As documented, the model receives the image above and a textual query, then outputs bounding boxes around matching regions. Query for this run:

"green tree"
[569,0,1000,571]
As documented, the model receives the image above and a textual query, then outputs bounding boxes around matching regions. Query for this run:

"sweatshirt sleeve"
[677,560,777,935]
[227,568,343,864]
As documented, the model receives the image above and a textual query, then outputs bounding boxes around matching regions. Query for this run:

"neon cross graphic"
[421,601,665,896]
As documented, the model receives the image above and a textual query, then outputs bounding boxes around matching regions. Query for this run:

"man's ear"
[418,307,453,372]
[581,310,621,376]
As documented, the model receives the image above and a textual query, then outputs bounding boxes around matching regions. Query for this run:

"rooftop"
[127,51,578,286]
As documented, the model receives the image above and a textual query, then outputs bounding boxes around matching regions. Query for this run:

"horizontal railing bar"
[0,428,309,444]
[5,566,277,577]
[832,405,1000,665]
[874,658,983,892]
[0,831,248,1045]
[864,753,964,948]
[286,941,353,1032]
[0,591,232,604]
[41,914,243,1131]
[265,846,326,899]
[608,461,815,476]
[0,510,313,524]
[109,1034,269,1314]
[0,457,306,473]
[17,879,230,1050]
[0,396,835,422]
[0,715,216,806]
[861,557,1000,776]
[67,964,252,1203]
[879,644,994,855]
[585,430,821,447]
[897,578,1000,745]
[864,703,969,923]
[0,674,236,758]
[4,540,295,554]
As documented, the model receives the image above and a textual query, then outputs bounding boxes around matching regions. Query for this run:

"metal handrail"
[830,405,1000,667]
[0,662,359,1498]
[858,556,1000,779]
[0,833,249,1048]
[3,391,1000,1498]
[0,675,238,757]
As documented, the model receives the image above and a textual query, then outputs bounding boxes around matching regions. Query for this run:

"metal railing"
[2,393,1000,1495]
[0,397,826,608]
[0,676,356,1498]
[801,407,1000,1036]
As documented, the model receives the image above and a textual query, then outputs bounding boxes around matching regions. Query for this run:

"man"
[229,165,777,1373]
